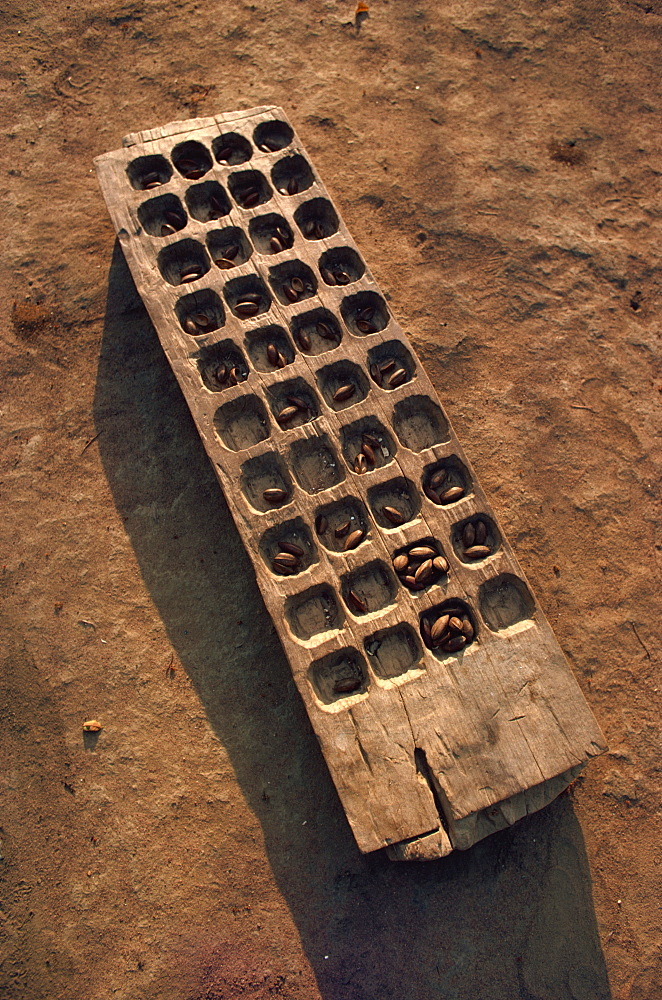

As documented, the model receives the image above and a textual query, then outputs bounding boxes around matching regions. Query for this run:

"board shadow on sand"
[94,240,612,1000]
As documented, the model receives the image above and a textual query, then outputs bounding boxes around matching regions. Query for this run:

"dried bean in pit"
[235,301,260,317]
[263,488,288,502]
[270,236,283,253]
[393,554,409,573]
[388,368,407,388]
[463,523,476,548]
[354,453,368,474]
[321,267,336,286]
[333,384,355,403]
[474,520,487,545]
[348,590,367,614]
[280,541,304,557]
[409,546,436,560]
[382,506,405,526]
[438,486,464,504]
[276,405,299,424]
[344,529,364,551]
[442,635,466,653]
[335,521,351,538]
[315,514,328,535]
[464,544,491,559]
[298,330,312,351]
[431,615,450,642]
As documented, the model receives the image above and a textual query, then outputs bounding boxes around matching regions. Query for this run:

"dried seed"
[409,546,436,560]
[287,176,299,195]
[215,145,233,162]
[335,270,351,285]
[348,590,367,614]
[223,244,240,260]
[210,194,226,215]
[283,283,299,302]
[142,172,160,185]
[430,615,450,642]
[290,276,304,293]
[344,529,365,551]
[356,319,374,334]
[361,442,376,465]
[382,506,405,526]
[263,488,288,502]
[354,453,368,474]
[429,470,447,489]
[304,220,316,237]
[241,292,262,304]
[442,635,466,653]
[180,269,202,284]
[215,257,235,269]
[321,267,336,286]
[474,519,487,545]
[438,485,464,504]
[193,313,211,328]
[276,405,299,424]
[424,486,440,504]
[388,368,408,389]
[334,676,361,694]
[273,550,298,567]
[461,619,474,641]
[235,300,260,317]
[316,321,335,340]
[230,366,245,384]
[362,432,380,448]
[270,236,284,253]
[144,180,161,189]
[464,544,491,559]
[449,616,464,633]
[421,618,432,645]
[184,317,200,335]
[379,358,396,375]
[267,343,279,366]
[392,554,409,573]
[335,521,351,538]
[286,395,308,410]
[242,189,260,207]
[164,210,184,227]
[186,168,205,179]
[277,351,288,368]
[83,719,103,732]
[333,384,355,403]
[161,223,176,237]
[276,225,290,242]
[280,541,304,557]
[314,223,325,239]
[463,523,476,548]
[212,363,227,385]
[358,306,375,320]
[315,514,328,534]
[370,364,382,385]
[415,559,434,584]
[297,329,312,351]
[433,556,449,574]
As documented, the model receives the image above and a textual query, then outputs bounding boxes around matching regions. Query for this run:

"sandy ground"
[1,1,661,998]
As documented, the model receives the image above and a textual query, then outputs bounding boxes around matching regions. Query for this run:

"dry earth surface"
[1,1,661,998]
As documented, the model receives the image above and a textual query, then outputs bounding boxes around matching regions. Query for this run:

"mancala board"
[94,106,606,860]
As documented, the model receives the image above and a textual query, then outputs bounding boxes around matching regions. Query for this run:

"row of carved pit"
[300,577,536,708]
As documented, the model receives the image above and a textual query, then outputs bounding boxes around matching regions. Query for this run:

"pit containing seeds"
[239,451,293,513]
[340,417,395,475]
[137,194,187,238]
[285,584,343,641]
[244,325,294,372]
[223,274,271,319]
[172,140,212,180]
[452,514,500,564]
[212,132,253,166]
[308,648,369,705]
[254,119,294,153]
[420,600,477,656]
[207,227,252,270]
[248,213,294,255]
[195,339,249,392]
[316,360,369,412]
[367,341,416,390]
[271,153,314,196]
[364,624,423,680]
[228,169,272,209]
[391,538,449,593]
[290,308,342,355]
[266,376,320,431]
[175,288,225,337]
[367,476,420,529]
[268,260,317,306]
[259,517,317,577]
[294,197,339,240]
[340,560,398,616]
[157,238,210,286]
[289,433,345,494]
[313,496,370,554]
[185,181,231,223]
[213,394,271,451]
[341,291,390,337]
[318,246,365,287]
[479,574,535,631]
[422,456,472,507]
[392,395,450,451]
[126,154,172,191]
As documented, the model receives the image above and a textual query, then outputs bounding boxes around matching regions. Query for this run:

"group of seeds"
[142,171,165,190]
[183,311,216,336]
[268,223,291,254]
[275,393,312,427]
[234,293,264,318]
[213,242,243,269]
[460,519,491,559]
[392,543,449,592]
[160,208,186,237]
[353,305,380,335]
[302,219,327,240]
[295,319,339,351]
[272,541,306,576]
[315,513,365,552]
[424,468,465,506]
[321,264,351,286]
[206,361,248,390]
[421,606,475,653]
[370,357,408,389]
[265,341,290,370]
[175,157,207,180]
[282,275,313,303]
[278,176,301,196]
[234,181,262,209]
[352,431,382,474]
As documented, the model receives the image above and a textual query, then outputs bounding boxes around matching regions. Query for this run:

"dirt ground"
[1,1,661,998]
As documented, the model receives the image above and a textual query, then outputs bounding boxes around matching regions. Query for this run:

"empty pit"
[364,624,423,679]
[213,394,271,451]
[285,585,343,641]
[479,574,535,631]
[392,395,450,451]
[289,433,345,494]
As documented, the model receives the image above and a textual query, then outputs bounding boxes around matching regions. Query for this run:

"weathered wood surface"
[95,106,606,858]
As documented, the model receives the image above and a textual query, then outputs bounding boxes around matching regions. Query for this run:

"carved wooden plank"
[94,106,606,858]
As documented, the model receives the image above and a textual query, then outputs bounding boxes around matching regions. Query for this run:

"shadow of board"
[94,240,611,1000]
